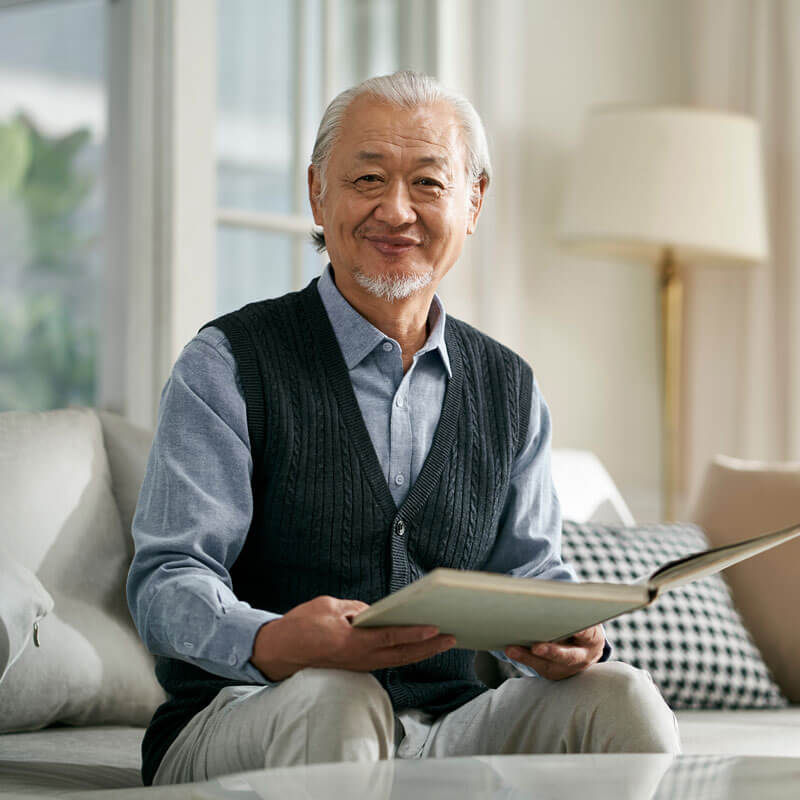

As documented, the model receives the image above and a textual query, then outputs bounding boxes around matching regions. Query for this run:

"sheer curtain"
[682,0,800,512]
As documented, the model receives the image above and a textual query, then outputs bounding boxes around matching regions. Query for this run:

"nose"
[373,180,416,227]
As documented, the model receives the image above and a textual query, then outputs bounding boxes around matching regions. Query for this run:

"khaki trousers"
[154,662,681,785]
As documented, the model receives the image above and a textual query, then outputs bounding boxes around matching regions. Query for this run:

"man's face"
[309,96,485,303]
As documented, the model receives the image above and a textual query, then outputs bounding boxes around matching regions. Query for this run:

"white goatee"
[353,269,433,303]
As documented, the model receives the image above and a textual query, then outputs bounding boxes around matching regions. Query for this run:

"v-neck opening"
[301,282,464,524]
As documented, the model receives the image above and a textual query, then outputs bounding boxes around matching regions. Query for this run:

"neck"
[330,268,435,372]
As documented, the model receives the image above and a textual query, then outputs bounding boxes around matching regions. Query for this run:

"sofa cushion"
[0,408,165,731]
[691,455,800,703]
[558,521,787,710]
[676,708,800,757]
[0,725,144,794]
[0,408,129,607]
[97,410,154,550]
[0,547,53,682]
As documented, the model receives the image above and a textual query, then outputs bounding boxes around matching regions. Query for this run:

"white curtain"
[682,0,800,513]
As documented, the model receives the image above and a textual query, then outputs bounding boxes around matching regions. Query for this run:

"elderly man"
[128,70,679,786]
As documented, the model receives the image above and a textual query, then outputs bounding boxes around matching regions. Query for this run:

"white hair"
[310,70,492,252]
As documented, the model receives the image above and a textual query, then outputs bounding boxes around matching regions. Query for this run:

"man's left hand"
[504,624,605,681]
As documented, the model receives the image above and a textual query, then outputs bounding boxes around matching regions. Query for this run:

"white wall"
[441,0,687,521]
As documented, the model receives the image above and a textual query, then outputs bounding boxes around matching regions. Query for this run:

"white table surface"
[58,753,800,800]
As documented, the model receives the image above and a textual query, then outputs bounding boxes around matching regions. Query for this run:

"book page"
[647,522,800,592]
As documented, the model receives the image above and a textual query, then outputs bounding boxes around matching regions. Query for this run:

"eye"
[416,177,444,188]
[355,174,382,184]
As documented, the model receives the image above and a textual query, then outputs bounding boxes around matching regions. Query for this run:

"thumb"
[336,598,370,620]
[570,625,602,645]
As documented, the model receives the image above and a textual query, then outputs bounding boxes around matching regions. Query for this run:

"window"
[0,0,447,422]
[0,0,106,411]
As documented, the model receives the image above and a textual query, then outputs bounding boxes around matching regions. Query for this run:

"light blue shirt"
[127,265,579,686]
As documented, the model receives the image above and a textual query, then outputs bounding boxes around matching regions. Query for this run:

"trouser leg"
[419,662,681,757]
[153,668,395,785]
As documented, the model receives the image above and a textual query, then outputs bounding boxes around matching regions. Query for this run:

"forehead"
[331,97,466,169]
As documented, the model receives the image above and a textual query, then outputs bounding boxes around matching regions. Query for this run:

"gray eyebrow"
[354,151,449,169]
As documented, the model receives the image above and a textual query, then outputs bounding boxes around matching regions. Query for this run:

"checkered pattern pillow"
[559,521,787,709]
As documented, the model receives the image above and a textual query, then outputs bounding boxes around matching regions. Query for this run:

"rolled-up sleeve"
[126,328,278,684]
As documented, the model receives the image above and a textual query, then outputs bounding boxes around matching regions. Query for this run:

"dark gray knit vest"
[141,278,532,784]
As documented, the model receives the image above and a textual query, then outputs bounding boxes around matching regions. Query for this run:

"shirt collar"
[316,264,452,377]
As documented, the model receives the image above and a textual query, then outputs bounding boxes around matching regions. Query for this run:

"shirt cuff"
[491,648,540,678]
[599,637,612,662]
[180,603,282,685]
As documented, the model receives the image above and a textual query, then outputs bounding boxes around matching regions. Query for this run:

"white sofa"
[1,408,798,797]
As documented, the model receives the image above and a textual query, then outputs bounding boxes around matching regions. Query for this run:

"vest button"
[395,519,405,537]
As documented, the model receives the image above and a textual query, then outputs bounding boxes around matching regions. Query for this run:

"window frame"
[105,0,216,428]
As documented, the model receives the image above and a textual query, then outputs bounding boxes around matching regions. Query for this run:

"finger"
[372,634,457,668]
[354,624,442,649]
[506,643,590,672]
[324,633,456,672]
[563,625,603,647]
[528,641,591,666]
[503,648,585,681]
[335,599,371,620]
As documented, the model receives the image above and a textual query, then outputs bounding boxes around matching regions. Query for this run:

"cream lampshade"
[558,106,769,520]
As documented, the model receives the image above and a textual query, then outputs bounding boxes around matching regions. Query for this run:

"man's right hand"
[250,595,456,681]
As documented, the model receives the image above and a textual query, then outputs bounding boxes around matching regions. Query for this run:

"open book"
[352,523,800,651]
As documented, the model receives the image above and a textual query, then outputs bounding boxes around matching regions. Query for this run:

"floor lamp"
[558,106,768,520]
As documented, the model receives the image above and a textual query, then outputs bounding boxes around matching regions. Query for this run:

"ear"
[466,175,488,235]
[308,164,324,226]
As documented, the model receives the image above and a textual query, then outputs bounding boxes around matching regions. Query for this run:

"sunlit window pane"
[0,0,105,412]
[217,227,327,313]
[219,227,288,313]
[334,0,400,92]
[217,0,299,215]
[303,241,326,285]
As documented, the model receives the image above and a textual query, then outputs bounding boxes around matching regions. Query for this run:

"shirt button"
[382,341,393,352]
[394,474,405,486]
[228,653,237,666]
[396,396,405,408]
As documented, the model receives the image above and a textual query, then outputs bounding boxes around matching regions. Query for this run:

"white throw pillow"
[551,449,636,525]
[0,408,165,731]
[0,590,165,731]
[0,548,53,682]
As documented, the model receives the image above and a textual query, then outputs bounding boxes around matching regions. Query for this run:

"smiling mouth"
[364,236,420,255]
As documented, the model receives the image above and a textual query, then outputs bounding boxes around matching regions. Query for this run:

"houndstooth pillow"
[557,521,787,710]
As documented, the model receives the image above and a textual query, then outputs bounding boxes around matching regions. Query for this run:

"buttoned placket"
[379,339,418,507]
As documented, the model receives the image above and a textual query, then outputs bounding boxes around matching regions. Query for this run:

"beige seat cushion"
[676,708,800,756]
[691,455,800,702]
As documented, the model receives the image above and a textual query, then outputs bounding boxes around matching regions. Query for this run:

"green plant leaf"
[0,118,32,193]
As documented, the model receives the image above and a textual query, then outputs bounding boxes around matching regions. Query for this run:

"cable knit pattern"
[141,279,532,783]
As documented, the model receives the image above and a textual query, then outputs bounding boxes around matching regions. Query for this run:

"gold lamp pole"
[559,107,769,522]
[660,247,682,521]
